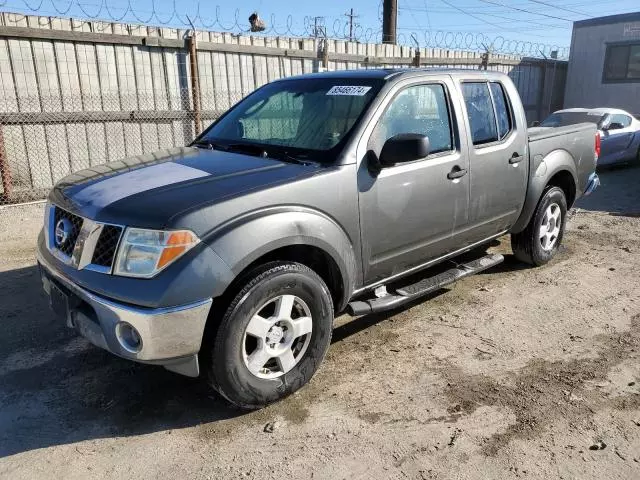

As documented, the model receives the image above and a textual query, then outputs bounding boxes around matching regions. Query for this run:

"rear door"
[455,79,528,243]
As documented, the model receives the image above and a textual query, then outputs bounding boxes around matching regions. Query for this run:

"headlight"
[114,228,200,278]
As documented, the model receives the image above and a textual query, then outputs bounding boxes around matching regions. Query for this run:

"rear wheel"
[203,261,333,409]
[511,186,567,266]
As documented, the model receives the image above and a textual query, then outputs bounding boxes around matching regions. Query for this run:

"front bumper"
[38,251,212,377]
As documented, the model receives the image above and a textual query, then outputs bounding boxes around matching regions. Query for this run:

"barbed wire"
[1,0,569,58]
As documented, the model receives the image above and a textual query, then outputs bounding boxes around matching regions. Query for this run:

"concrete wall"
[564,13,640,113]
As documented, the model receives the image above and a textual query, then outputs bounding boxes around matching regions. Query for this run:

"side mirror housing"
[605,122,624,131]
[379,133,430,167]
[531,120,540,127]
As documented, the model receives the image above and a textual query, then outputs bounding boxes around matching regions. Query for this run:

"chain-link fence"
[0,12,567,205]
[0,91,233,202]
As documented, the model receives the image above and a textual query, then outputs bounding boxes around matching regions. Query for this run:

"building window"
[603,43,640,83]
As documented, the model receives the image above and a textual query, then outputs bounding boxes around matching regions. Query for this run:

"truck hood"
[50,147,322,228]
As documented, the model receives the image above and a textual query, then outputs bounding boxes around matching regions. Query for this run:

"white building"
[564,12,640,115]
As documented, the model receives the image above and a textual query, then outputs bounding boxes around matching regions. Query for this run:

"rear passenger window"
[462,81,514,146]
[370,83,453,156]
[490,82,512,140]
[462,83,498,145]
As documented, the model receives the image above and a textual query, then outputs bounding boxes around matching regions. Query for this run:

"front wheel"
[203,261,334,409]
[511,186,567,266]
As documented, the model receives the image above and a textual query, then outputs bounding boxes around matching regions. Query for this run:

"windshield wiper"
[191,140,226,151]
[192,140,316,166]
[279,151,318,166]
[224,143,269,158]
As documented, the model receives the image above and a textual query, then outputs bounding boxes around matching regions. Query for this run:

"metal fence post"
[322,35,329,70]
[0,127,12,202]
[188,28,202,136]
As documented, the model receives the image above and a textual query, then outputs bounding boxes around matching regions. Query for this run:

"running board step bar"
[347,253,504,316]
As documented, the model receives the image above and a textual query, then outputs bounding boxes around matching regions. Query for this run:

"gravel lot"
[1,166,639,480]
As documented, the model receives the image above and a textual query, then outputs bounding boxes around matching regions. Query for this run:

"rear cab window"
[462,81,514,147]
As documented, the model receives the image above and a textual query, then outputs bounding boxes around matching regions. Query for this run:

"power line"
[438,0,506,30]
[474,11,565,29]
[400,5,566,29]
[526,0,589,17]
[402,0,427,32]
[477,0,575,22]
[422,0,432,30]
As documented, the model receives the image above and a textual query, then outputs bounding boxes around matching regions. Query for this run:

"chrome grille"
[53,207,83,257]
[91,225,123,268]
[46,203,124,274]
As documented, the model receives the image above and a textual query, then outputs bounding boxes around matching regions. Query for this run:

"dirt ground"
[1,166,639,480]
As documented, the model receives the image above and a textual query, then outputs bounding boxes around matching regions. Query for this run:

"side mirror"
[531,121,540,127]
[605,122,624,131]
[379,133,430,167]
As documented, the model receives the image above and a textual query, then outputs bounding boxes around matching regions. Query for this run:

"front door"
[357,79,470,284]
[457,79,528,241]
[601,113,635,163]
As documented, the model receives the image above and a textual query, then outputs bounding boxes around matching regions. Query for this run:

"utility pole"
[344,8,359,42]
[382,0,397,44]
[312,16,325,38]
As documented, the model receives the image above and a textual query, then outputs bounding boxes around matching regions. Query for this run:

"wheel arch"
[205,208,358,313]
[511,149,578,234]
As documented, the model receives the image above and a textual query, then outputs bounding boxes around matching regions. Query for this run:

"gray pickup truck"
[38,69,600,408]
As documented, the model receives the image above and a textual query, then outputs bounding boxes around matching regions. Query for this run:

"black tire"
[511,186,567,266]
[203,261,333,409]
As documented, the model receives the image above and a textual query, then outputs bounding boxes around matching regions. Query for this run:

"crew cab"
[38,69,600,409]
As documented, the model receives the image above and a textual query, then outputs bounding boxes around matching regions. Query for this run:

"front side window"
[604,43,640,83]
[462,82,498,145]
[199,78,382,160]
[370,83,453,156]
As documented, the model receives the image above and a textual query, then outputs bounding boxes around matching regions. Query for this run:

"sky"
[1,0,639,52]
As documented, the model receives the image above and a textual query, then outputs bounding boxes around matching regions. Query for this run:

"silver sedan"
[539,108,640,167]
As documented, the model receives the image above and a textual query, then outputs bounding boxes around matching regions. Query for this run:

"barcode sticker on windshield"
[326,85,372,96]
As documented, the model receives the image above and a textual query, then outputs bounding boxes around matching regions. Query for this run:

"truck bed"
[527,122,597,196]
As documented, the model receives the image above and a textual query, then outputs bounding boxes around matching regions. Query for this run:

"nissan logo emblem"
[54,218,73,247]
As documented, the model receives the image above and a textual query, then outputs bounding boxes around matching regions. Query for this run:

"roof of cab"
[277,68,507,82]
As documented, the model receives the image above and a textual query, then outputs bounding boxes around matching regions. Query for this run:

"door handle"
[447,166,468,180]
[509,152,523,164]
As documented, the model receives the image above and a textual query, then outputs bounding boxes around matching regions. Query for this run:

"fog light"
[116,322,143,353]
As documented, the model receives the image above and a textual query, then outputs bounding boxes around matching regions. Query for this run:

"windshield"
[540,112,606,128]
[196,78,383,160]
